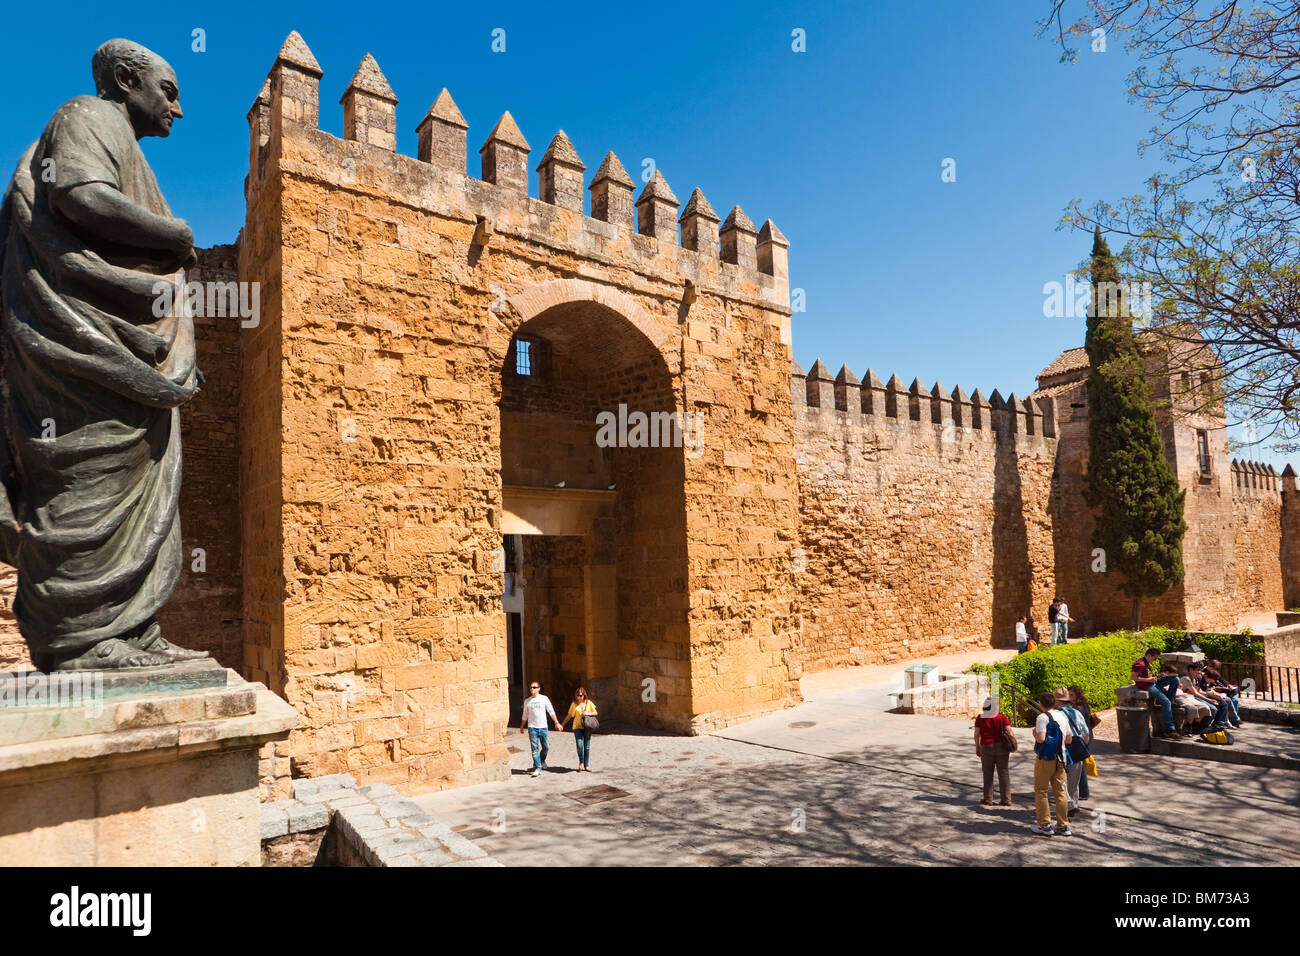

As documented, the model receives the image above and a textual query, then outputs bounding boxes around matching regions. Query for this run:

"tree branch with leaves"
[1040,1,1300,451]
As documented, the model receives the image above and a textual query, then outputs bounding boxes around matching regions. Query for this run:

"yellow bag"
[1084,755,1098,778]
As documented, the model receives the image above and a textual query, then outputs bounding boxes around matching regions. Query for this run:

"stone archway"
[497,291,689,729]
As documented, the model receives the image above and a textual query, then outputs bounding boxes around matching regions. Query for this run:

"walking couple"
[520,681,599,776]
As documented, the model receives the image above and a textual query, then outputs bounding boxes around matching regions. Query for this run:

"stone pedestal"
[0,664,297,866]
[1160,651,1205,674]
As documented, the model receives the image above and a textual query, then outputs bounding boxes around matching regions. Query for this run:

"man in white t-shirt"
[520,680,562,777]
[1015,616,1029,653]
[1031,691,1075,836]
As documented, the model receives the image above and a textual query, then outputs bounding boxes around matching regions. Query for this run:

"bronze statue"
[0,39,208,670]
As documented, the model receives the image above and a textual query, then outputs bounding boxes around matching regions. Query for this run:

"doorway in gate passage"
[498,297,690,730]
[502,533,525,717]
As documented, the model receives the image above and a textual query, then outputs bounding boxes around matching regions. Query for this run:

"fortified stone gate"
[238,34,802,788]
[6,31,1299,798]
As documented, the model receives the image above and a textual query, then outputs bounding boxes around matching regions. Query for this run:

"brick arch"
[504,279,676,374]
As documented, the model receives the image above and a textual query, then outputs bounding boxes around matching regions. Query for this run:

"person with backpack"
[1058,687,1091,813]
[1068,685,1100,800]
[1047,599,1061,644]
[973,696,1014,807]
[1031,691,1074,836]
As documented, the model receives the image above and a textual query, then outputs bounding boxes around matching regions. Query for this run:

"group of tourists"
[973,643,1249,835]
[1014,596,1077,653]
[973,686,1100,836]
[519,681,600,776]
[1131,649,1243,738]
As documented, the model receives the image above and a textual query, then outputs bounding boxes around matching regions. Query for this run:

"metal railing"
[1219,662,1300,704]
[997,678,1046,728]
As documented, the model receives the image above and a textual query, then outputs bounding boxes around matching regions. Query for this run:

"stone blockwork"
[1263,622,1300,672]
[1231,461,1285,617]
[259,773,499,866]
[158,244,245,669]
[795,364,1059,668]
[1035,342,1300,634]
[1043,369,1193,634]
[0,567,21,673]
[793,336,1300,673]
[13,31,1297,805]
[258,737,294,802]
[237,32,799,791]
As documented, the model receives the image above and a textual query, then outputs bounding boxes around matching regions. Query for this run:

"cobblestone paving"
[413,682,1300,866]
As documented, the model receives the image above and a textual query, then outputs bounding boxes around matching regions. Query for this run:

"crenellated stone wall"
[1230,461,1285,619]
[10,29,1300,803]
[236,31,800,790]
[793,362,1059,668]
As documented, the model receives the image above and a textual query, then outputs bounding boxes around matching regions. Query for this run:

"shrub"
[967,625,1265,724]
[970,633,1146,725]
[1124,625,1260,663]
[1193,631,1263,664]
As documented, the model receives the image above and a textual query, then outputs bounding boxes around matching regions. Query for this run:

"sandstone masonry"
[3,32,1298,801]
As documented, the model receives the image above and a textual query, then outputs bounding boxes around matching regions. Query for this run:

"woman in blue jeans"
[561,687,598,771]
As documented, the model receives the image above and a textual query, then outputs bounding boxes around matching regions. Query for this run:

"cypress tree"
[1082,228,1187,628]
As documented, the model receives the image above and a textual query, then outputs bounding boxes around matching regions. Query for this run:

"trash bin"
[1116,705,1151,754]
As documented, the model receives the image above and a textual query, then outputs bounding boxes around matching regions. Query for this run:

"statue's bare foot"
[127,622,209,662]
[55,638,170,670]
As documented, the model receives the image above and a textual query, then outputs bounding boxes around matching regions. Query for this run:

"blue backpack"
[1062,705,1090,761]
[1034,713,1072,764]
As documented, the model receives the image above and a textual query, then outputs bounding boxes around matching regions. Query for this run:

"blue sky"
[1,0,1282,466]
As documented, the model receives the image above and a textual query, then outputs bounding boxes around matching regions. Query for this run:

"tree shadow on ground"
[472,727,1298,867]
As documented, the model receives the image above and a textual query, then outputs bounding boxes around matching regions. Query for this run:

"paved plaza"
[414,662,1300,866]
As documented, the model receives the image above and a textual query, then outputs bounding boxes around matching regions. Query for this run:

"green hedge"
[970,634,1143,723]
[969,625,1264,725]
[1127,626,1263,663]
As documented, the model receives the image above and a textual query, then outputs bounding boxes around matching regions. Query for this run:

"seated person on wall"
[1185,664,1233,732]
[1150,664,1182,739]
[1133,648,1177,738]
[1202,660,1243,724]
[1190,660,1237,728]
[1174,675,1221,736]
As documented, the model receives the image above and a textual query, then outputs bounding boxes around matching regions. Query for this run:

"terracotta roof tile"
[1037,346,1089,381]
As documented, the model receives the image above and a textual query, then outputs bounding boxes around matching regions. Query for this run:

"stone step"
[1149,728,1300,772]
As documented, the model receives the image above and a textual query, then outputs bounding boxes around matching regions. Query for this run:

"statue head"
[91,39,182,139]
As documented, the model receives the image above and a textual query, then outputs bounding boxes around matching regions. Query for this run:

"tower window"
[1196,429,1211,474]
[510,335,549,378]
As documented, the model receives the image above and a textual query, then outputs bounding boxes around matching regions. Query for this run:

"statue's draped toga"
[0,93,198,666]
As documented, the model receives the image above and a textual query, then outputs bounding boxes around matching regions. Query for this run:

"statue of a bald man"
[0,39,209,670]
